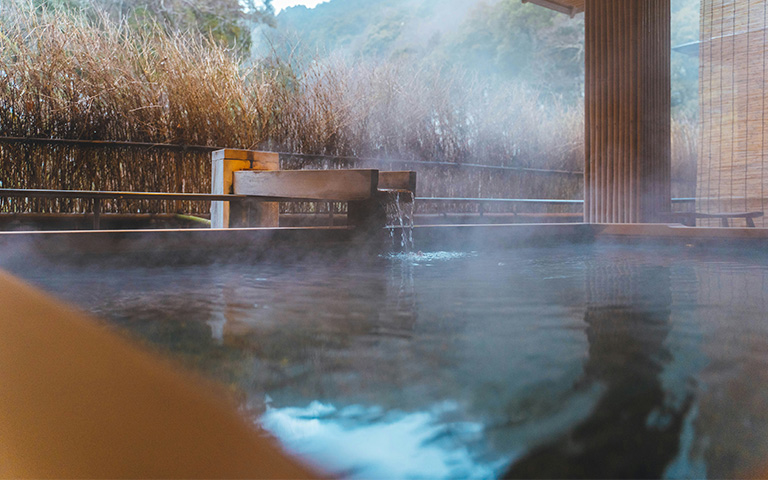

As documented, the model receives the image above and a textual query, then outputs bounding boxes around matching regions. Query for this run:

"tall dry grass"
[266,56,585,171]
[2,2,585,157]
[1,0,662,215]
[0,2,272,146]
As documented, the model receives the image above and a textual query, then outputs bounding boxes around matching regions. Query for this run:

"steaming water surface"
[7,244,768,479]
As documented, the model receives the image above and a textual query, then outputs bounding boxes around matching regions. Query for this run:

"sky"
[270,0,330,14]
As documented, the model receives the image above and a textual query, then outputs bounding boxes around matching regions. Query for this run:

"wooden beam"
[233,169,379,201]
[521,0,583,17]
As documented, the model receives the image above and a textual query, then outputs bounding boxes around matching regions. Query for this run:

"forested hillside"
[275,0,583,101]
[23,0,700,112]
[275,0,699,113]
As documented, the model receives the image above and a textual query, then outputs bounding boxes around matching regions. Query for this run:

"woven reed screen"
[0,143,213,215]
[698,0,768,227]
[0,143,583,217]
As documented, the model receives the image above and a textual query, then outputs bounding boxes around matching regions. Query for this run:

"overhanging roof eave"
[521,0,585,17]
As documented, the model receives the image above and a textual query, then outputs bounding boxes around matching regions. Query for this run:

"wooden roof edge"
[521,0,584,18]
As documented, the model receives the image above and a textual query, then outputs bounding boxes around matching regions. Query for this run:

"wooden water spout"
[211,149,416,234]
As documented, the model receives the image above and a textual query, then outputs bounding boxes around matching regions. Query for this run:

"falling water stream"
[381,189,415,253]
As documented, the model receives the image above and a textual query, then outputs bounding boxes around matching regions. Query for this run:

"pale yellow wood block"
[210,150,279,228]
[212,149,279,170]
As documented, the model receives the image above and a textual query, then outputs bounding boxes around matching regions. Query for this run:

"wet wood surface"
[0,270,318,478]
[378,171,417,194]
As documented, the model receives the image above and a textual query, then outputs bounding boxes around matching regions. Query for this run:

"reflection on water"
[506,263,691,478]
[6,245,768,478]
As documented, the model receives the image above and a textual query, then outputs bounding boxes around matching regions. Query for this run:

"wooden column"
[210,149,279,228]
[584,0,671,223]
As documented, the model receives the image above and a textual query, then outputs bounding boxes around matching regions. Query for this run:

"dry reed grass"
[0,1,693,217]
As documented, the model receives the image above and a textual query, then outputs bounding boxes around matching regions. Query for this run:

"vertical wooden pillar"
[585,0,671,223]
[210,149,279,228]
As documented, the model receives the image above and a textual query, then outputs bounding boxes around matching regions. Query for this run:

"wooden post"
[93,198,101,230]
[210,149,279,228]
[584,0,671,223]
[348,194,387,233]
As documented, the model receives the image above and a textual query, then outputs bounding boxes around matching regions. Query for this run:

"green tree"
[275,0,585,103]
[31,0,275,54]
[446,0,584,101]
[671,0,700,118]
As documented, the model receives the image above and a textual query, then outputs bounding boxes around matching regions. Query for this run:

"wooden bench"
[664,211,764,227]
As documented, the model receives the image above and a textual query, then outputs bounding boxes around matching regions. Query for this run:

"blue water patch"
[260,401,505,479]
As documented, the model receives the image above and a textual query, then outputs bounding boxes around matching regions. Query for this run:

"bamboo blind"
[698,0,768,227]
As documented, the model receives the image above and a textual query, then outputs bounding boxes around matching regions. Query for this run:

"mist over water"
[7,244,768,478]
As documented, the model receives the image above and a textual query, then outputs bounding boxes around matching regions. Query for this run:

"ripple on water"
[380,251,479,264]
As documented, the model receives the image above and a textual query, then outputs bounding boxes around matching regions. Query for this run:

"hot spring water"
[7,244,768,478]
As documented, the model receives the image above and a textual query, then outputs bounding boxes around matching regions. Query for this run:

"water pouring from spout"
[381,189,415,253]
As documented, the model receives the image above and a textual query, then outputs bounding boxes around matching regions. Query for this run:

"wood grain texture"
[584,0,671,223]
[0,270,317,479]
[211,149,278,228]
[234,169,379,201]
[378,171,417,194]
[211,149,280,169]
